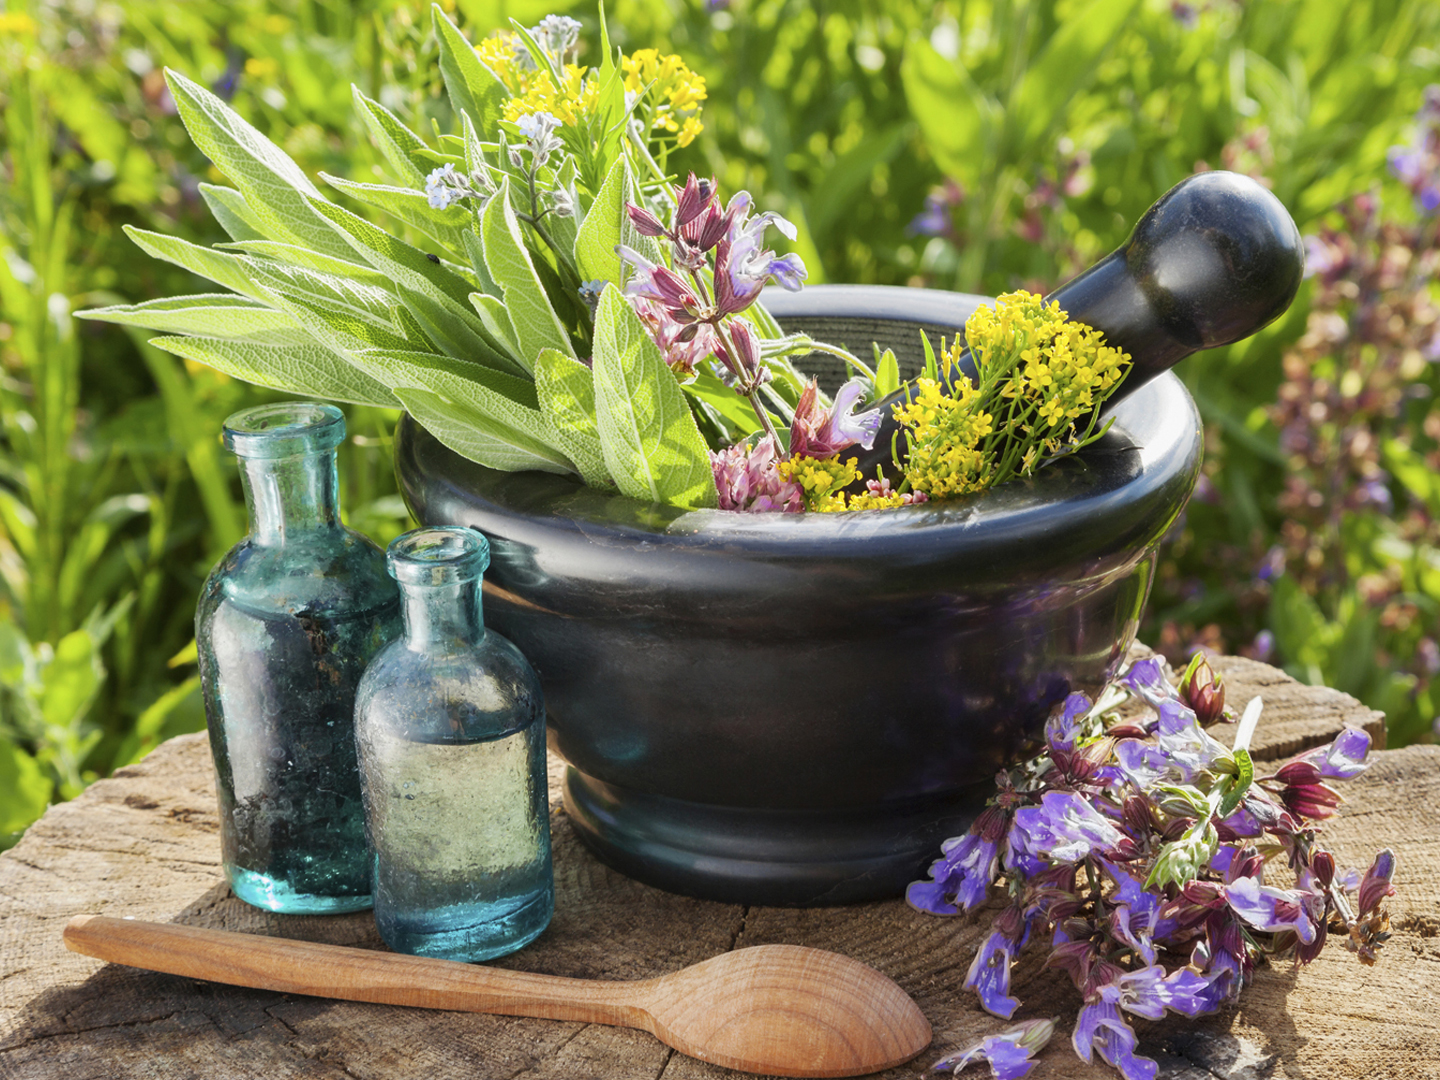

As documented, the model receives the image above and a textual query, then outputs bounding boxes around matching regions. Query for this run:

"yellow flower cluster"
[501,64,599,128]
[476,37,705,146]
[958,289,1130,451]
[622,48,707,147]
[776,455,861,512]
[893,377,996,498]
[477,33,531,95]
[845,488,914,511]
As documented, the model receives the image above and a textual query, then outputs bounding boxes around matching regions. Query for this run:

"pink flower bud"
[1312,849,1336,887]
[1180,653,1226,724]
[626,202,668,237]
[1358,848,1397,915]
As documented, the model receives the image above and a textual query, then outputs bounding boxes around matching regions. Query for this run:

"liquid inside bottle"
[198,403,399,914]
[355,526,553,960]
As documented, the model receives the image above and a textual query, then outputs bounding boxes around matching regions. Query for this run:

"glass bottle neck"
[241,451,342,546]
[401,578,485,649]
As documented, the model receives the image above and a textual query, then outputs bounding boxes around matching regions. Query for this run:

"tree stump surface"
[1,654,1435,1080]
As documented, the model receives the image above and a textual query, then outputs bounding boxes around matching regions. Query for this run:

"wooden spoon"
[64,915,930,1078]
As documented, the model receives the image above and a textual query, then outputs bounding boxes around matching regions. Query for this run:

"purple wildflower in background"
[910,192,954,237]
[1387,86,1440,214]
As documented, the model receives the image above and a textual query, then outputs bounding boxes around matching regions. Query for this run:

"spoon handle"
[63,915,651,1028]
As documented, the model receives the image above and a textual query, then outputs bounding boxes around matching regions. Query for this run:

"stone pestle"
[850,170,1305,474]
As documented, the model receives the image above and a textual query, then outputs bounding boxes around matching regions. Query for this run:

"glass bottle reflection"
[196,403,399,913]
[355,527,553,961]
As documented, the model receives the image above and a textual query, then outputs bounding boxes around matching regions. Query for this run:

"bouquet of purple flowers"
[908,655,1397,1080]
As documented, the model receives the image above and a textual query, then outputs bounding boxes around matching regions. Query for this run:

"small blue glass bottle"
[354,527,553,961]
[197,403,399,914]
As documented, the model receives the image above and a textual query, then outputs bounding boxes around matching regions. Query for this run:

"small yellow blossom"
[0,12,37,36]
[898,289,1130,501]
[622,48,707,145]
[776,455,861,512]
[502,63,599,127]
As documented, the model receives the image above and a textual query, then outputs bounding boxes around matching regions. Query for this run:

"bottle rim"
[388,526,490,585]
[222,402,346,459]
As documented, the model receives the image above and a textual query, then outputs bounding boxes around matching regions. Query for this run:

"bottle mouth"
[388,526,490,585]
[223,402,346,459]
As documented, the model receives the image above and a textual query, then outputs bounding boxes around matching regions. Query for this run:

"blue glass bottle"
[197,403,399,914]
[354,527,553,961]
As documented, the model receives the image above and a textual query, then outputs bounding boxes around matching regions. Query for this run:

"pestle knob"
[853,171,1304,471]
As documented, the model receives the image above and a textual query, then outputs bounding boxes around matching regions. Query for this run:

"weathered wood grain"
[1,656,1433,1080]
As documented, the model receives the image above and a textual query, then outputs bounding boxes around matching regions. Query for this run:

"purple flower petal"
[934,1019,1055,1078]
[1296,725,1371,780]
[1225,874,1317,944]
[1073,1002,1158,1080]
[1045,693,1091,753]
[964,930,1020,1019]
[1012,791,1124,864]
[907,831,1000,915]
[1099,965,1220,1021]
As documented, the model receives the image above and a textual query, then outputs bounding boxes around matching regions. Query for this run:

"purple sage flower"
[933,1018,1056,1079]
[1044,693,1091,754]
[1097,965,1219,1021]
[1120,657,1172,712]
[965,929,1022,1019]
[1225,874,1318,944]
[789,378,882,458]
[1072,1001,1156,1080]
[1292,725,1371,780]
[1012,791,1124,864]
[709,436,803,513]
[908,806,1006,915]
[713,202,806,316]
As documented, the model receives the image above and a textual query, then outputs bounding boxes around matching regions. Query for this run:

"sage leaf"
[481,178,574,369]
[78,295,297,339]
[395,283,525,376]
[468,292,521,359]
[164,68,360,265]
[359,348,576,475]
[534,348,612,487]
[432,4,509,135]
[575,156,661,287]
[592,285,717,509]
[218,240,396,289]
[320,172,469,252]
[395,388,572,476]
[242,258,399,331]
[149,335,400,408]
[305,193,477,309]
[122,226,267,301]
[198,185,268,243]
[351,86,429,187]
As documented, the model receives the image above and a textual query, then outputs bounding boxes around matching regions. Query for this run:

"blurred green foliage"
[1,0,1436,844]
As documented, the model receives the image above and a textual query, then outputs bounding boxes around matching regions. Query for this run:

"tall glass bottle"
[354,527,553,961]
[197,403,399,913]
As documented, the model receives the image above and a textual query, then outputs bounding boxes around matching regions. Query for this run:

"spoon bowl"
[63,915,930,1078]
